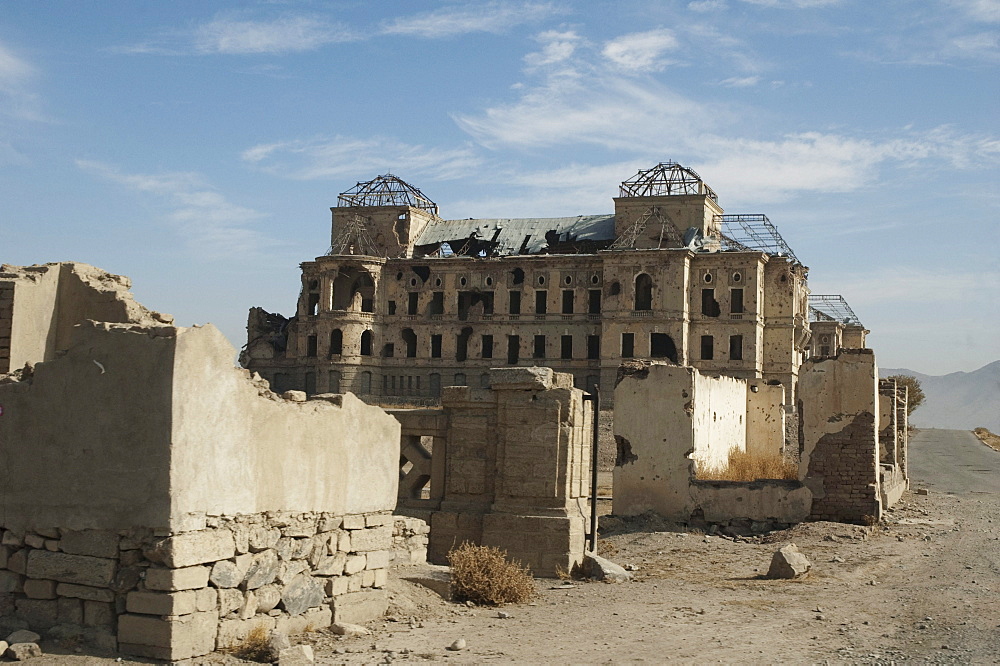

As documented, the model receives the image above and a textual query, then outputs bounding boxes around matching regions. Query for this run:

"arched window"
[329,329,343,356]
[634,273,653,311]
[360,330,373,356]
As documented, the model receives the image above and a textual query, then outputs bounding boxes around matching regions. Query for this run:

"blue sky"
[1,0,997,375]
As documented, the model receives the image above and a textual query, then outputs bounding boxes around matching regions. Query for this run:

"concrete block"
[350,526,392,552]
[126,590,198,616]
[119,610,218,661]
[56,597,84,625]
[15,598,58,630]
[146,530,235,568]
[144,565,210,591]
[22,579,56,599]
[365,550,391,570]
[24,551,116,587]
[331,589,388,625]
[60,530,120,558]
[342,514,365,530]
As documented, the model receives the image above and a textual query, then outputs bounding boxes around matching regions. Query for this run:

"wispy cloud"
[688,0,728,12]
[739,0,842,8]
[119,14,356,55]
[524,30,581,69]
[76,160,281,258]
[719,75,761,87]
[241,136,482,181]
[950,0,1000,23]
[380,1,564,38]
[0,41,43,122]
[601,29,679,72]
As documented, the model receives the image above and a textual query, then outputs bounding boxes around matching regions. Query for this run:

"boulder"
[581,552,632,583]
[5,642,42,660]
[766,543,811,579]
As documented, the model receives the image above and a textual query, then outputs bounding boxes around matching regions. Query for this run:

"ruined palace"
[245,162,869,405]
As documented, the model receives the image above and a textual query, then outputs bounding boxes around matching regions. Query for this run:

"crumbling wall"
[691,371,746,470]
[746,381,785,457]
[799,350,882,523]
[0,262,172,373]
[0,309,401,659]
[613,362,808,526]
[393,367,590,576]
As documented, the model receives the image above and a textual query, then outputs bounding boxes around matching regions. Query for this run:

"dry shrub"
[974,427,1000,452]
[230,624,272,662]
[697,447,798,482]
[447,542,535,606]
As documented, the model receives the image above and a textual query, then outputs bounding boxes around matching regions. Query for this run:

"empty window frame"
[588,289,602,314]
[730,288,744,314]
[634,274,653,311]
[621,333,635,358]
[481,334,494,359]
[651,333,678,362]
[507,335,520,364]
[509,291,521,314]
[561,335,573,359]
[329,329,343,356]
[407,292,419,315]
[587,335,600,359]
[562,290,574,314]
[306,335,317,357]
[456,327,472,362]
[401,328,417,358]
[533,335,546,359]
[535,290,547,314]
[701,335,714,360]
[431,334,442,358]
[430,291,444,315]
[729,334,743,361]
[702,288,720,317]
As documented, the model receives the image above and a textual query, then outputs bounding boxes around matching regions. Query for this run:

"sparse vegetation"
[974,427,1000,452]
[230,624,273,663]
[886,374,925,416]
[447,542,535,606]
[696,447,798,481]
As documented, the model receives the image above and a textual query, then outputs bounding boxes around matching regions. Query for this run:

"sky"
[1,0,998,376]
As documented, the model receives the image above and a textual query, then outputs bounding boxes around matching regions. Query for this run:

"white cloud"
[601,29,679,72]
[241,136,482,181]
[950,0,1000,23]
[738,0,842,7]
[688,0,728,11]
[194,15,354,54]
[0,41,43,122]
[76,160,280,258]
[719,75,761,87]
[117,14,355,55]
[524,30,581,69]
[380,2,563,38]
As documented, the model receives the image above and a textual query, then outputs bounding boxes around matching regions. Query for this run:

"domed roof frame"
[337,173,439,215]
[619,162,718,202]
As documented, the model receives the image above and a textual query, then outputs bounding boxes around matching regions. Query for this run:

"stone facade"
[390,367,590,576]
[242,163,811,408]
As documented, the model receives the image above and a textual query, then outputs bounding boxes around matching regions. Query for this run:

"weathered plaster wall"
[799,350,882,523]
[691,371,746,470]
[0,321,399,534]
[746,381,785,457]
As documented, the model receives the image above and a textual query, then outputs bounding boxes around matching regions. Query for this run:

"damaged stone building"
[243,162,839,405]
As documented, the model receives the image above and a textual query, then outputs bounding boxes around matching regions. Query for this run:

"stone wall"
[392,367,590,576]
[799,350,882,523]
[0,273,403,660]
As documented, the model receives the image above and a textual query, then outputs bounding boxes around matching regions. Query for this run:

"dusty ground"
[29,428,1000,665]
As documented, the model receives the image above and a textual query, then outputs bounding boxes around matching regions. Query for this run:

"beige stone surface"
[143,565,210,591]
[24,551,116,588]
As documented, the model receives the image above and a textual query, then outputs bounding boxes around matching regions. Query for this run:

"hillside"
[880,361,1000,432]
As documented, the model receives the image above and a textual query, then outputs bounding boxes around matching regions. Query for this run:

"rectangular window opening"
[588,289,602,314]
[509,291,521,314]
[562,290,574,314]
[701,335,714,360]
[621,333,634,358]
[560,335,573,360]
[731,288,744,314]
[407,292,419,315]
[533,335,546,359]
[587,335,600,360]
[431,334,442,358]
[535,290,547,314]
[729,334,743,361]
[507,335,520,364]
[481,334,494,359]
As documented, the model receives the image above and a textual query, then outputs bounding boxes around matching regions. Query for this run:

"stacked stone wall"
[0,511,403,661]
[804,412,881,522]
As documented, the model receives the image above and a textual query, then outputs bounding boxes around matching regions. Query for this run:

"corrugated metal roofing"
[414,214,616,255]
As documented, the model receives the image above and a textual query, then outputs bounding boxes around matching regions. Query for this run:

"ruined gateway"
[243,162,867,411]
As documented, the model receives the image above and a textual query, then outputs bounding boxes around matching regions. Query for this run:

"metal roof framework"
[809,295,863,327]
[718,214,799,263]
[337,173,439,215]
[608,206,683,250]
[618,162,718,202]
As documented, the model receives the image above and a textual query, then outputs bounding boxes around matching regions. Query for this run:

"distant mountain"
[880,361,1000,432]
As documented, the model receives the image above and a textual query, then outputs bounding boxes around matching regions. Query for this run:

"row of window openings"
[307,281,745,318]
[619,333,744,361]
[307,331,601,362]
[309,330,740,362]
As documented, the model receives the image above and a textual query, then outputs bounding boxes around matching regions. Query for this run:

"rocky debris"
[4,631,40,645]
[447,638,467,651]
[581,551,632,582]
[331,622,371,636]
[4,643,42,660]
[766,544,811,579]
[266,630,292,661]
[278,643,315,664]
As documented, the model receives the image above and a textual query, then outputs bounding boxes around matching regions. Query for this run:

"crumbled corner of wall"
[0,362,34,385]
[67,262,174,326]
[615,359,651,387]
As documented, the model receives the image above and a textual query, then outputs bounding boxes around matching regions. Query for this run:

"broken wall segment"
[392,367,590,576]
[0,262,172,374]
[0,293,402,659]
[799,349,884,523]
